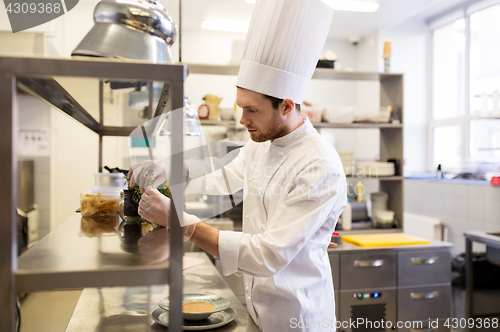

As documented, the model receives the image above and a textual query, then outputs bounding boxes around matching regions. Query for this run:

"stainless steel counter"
[66,252,260,331]
[16,214,172,292]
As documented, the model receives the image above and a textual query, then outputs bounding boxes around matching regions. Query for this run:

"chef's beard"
[249,112,287,143]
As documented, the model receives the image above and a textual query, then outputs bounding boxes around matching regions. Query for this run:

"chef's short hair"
[264,94,301,111]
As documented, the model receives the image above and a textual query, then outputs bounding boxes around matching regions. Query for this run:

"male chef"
[129,0,346,330]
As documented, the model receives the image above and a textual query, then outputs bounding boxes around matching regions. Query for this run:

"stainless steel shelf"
[199,120,403,129]
[312,122,402,129]
[16,214,170,292]
[0,56,188,332]
[0,56,188,81]
[186,63,403,81]
[346,176,404,181]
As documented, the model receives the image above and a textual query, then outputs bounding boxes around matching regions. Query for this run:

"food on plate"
[80,193,120,217]
[182,302,216,313]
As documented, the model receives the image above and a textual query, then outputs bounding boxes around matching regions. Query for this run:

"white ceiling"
[180,0,476,40]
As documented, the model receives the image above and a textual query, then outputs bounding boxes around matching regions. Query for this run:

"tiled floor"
[19,290,82,332]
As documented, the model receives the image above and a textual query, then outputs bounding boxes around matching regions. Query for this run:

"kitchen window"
[430,0,500,172]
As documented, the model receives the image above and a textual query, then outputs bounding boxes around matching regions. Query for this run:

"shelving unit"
[0,56,187,332]
[189,63,405,231]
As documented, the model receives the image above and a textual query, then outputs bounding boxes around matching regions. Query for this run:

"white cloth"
[236,0,333,104]
[185,118,347,331]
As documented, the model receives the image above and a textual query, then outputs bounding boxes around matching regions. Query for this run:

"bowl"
[158,293,231,321]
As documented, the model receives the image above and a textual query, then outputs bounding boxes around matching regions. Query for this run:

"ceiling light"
[321,0,379,12]
[201,20,250,33]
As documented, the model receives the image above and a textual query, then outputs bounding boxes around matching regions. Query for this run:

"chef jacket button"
[245,287,249,291]
[248,178,252,182]
[280,152,284,157]
[247,296,251,300]
[245,215,249,219]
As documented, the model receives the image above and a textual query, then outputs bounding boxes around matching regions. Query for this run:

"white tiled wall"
[405,179,500,253]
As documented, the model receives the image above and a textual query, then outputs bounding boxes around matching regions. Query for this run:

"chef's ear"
[282,98,295,116]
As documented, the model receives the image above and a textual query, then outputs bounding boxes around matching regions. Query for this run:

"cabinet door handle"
[410,291,439,300]
[411,257,438,265]
[354,259,383,267]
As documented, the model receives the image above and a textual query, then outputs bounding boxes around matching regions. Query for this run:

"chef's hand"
[138,228,170,264]
[128,159,170,192]
[138,188,199,241]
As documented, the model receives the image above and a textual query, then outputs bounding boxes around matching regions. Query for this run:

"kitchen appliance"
[340,288,397,332]
[16,160,39,254]
[72,0,177,63]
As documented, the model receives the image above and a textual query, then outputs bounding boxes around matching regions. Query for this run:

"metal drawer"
[396,318,450,332]
[329,252,340,291]
[397,285,452,321]
[340,252,397,289]
[398,251,451,286]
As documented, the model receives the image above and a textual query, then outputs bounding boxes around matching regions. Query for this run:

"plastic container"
[376,210,394,222]
[342,201,352,230]
[94,172,126,189]
[80,191,122,217]
[376,210,395,228]
[370,191,388,225]
[355,180,364,202]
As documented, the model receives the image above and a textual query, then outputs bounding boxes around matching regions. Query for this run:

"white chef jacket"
[185,117,346,331]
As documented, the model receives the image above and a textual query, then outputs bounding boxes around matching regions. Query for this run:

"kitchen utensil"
[158,293,231,321]
[72,0,177,63]
[151,307,236,330]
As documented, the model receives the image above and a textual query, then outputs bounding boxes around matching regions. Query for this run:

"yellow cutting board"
[341,233,431,247]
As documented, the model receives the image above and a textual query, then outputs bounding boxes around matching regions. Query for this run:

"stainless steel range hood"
[72,0,177,63]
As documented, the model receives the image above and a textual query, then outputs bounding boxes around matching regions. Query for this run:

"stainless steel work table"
[464,231,500,332]
[65,252,260,331]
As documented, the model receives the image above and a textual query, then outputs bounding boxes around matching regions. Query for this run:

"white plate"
[158,293,231,320]
[151,307,237,330]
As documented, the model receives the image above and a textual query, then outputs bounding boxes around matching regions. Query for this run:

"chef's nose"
[240,111,251,126]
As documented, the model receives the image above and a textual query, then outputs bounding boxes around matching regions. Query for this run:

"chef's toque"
[236,0,333,105]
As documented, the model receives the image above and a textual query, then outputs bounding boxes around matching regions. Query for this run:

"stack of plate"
[356,162,395,177]
[338,150,354,176]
